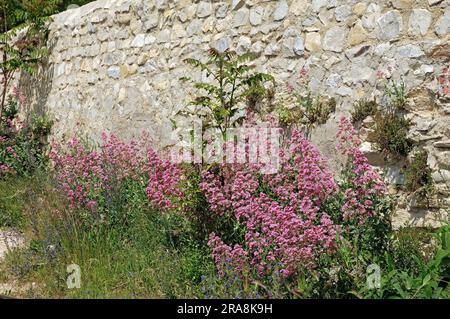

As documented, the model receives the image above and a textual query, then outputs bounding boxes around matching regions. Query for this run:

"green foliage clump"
[373,110,414,158]
[351,98,378,123]
[403,149,434,198]
[275,91,336,139]
[386,80,408,111]
[1,97,52,178]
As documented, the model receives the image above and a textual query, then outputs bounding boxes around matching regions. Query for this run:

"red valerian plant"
[336,117,386,222]
[202,129,338,278]
[50,133,183,213]
[203,118,388,280]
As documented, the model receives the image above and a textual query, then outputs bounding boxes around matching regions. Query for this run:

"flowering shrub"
[336,117,386,222]
[50,133,184,216]
[202,130,340,279]
[201,118,392,286]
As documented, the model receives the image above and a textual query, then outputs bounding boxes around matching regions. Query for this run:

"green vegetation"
[180,49,274,136]
[403,148,435,200]
[351,98,378,124]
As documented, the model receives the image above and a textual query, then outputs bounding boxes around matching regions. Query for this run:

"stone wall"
[16,0,450,227]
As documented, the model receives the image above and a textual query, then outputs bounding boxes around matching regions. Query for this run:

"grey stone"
[264,43,280,56]
[376,11,402,40]
[349,65,374,83]
[87,73,98,84]
[282,28,304,57]
[398,44,424,58]
[197,2,213,18]
[413,64,434,76]
[434,140,450,148]
[362,3,381,30]
[236,36,251,55]
[326,73,342,88]
[155,0,168,10]
[213,36,231,53]
[216,3,228,18]
[145,35,156,45]
[409,9,432,36]
[274,0,289,21]
[312,0,327,12]
[385,166,405,185]
[187,19,202,36]
[413,118,436,132]
[432,170,450,183]
[360,142,385,166]
[435,11,450,36]
[335,5,351,22]
[322,26,347,52]
[428,0,443,5]
[107,66,120,78]
[336,86,353,96]
[231,0,245,11]
[144,14,159,31]
[233,8,249,27]
[250,6,264,26]
[87,21,96,34]
[251,41,264,54]
[156,30,171,43]
[131,34,145,47]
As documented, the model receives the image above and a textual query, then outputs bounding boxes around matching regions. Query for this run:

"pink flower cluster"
[202,131,338,278]
[50,137,106,210]
[146,148,184,209]
[12,86,27,105]
[336,117,386,222]
[50,133,183,212]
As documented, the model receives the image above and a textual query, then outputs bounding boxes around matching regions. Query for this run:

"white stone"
[156,29,171,43]
[435,11,450,36]
[326,73,342,88]
[236,36,251,55]
[144,14,159,31]
[312,0,327,12]
[432,170,450,183]
[231,0,245,11]
[250,6,264,26]
[213,36,231,53]
[145,35,156,45]
[274,0,289,21]
[374,42,392,56]
[264,43,280,56]
[428,0,443,5]
[216,4,228,18]
[291,0,308,16]
[408,9,432,36]
[413,64,434,76]
[233,8,249,27]
[335,5,351,22]
[362,3,381,30]
[131,34,145,47]
[282,28,304,57]
[322,26,347,52]
[197,2,213,18]
[398,44,424,58]
[376,10,402,40]
[187,19,202,36]
[107,66,120,78]
[336,86,353,96]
